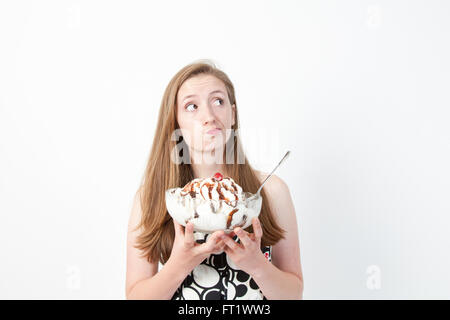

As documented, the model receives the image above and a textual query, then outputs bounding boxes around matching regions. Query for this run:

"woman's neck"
[191,163,226,179]
[189,149,227,179]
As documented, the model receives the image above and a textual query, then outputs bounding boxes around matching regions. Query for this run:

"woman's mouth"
[206,128,222,135]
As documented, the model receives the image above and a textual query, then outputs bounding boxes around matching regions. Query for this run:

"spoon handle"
[256,151,291,195]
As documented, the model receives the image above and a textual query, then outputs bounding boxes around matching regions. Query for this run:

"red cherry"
[213,172,223,181]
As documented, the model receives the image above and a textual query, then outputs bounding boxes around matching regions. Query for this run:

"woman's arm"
[126,259,189,300]
[248,252,303,300]
[222,173,304,299]
[126,189,186,299]
[257,174,304,299]
[126,189,226,299]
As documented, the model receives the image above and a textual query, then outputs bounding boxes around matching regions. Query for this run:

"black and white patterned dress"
[171,232,272,300]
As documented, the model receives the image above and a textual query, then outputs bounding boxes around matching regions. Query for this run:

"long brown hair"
[134,60,285,264]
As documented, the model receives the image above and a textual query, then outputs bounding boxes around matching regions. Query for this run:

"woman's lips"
[206,128,222,135]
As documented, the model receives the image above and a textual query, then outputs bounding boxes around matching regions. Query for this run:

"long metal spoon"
[256,150,291,195]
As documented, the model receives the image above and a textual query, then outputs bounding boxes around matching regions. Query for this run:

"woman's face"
[176,74,235,154]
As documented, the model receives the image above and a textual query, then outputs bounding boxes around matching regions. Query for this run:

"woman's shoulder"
[253,169,296,235]
[254,169,289,195]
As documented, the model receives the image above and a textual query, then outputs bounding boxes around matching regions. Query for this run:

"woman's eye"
[185,104,197,112]
[213,98,224,106]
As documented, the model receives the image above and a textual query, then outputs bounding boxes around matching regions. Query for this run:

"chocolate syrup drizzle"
[178,177,245,229]
[226,208,240,229]
[234,214,247,229]
[181,177,240,206]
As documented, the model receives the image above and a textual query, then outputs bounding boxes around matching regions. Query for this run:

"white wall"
[1,0,449,299]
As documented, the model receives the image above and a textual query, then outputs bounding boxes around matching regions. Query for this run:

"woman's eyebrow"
[209,89,226,96]
[182,90,226,103]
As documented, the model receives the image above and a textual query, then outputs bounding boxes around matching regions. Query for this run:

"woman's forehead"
[178,75,227,102]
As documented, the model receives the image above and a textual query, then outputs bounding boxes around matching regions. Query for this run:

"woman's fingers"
[183,222,195,248]
[234,227,252,247]
[252,217,263,241]
[199,230,224,253]
[217,239,226,250]
[221,234,241,251]
[173,219,184,238]
[208,230,225,246]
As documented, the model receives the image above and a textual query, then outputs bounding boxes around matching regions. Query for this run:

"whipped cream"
[180,176,243,204]
[165,175,262,233]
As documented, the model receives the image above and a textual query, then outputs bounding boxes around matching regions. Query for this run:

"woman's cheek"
[186,129,207,151]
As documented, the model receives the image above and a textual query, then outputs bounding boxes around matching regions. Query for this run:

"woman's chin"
[205,143,227,154]
[190,144,226,158]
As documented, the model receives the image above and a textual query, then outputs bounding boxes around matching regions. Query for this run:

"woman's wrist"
[248,252,272,280]
[164,255,194,283]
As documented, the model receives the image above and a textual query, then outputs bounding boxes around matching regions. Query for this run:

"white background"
[1,0,449,299]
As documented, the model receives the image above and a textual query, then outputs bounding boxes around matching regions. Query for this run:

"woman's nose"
[200,104,216,125]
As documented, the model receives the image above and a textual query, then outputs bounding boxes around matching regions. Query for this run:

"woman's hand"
[221,217,267,276]
[168,219,226,274]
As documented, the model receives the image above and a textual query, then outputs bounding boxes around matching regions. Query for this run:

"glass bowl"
[165,188,262,234]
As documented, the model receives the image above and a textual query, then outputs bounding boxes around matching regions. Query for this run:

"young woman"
[125,60,303,300]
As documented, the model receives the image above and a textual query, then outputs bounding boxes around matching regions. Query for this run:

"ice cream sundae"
[165,172,262,233]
